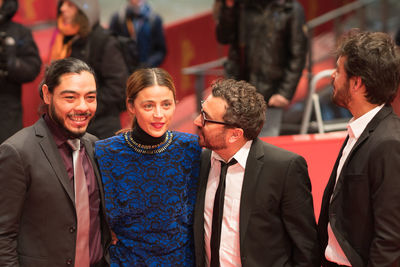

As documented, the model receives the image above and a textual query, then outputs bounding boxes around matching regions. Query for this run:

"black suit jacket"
[194,138,320,266]
[0,118,111,266]
[318,106,400,267]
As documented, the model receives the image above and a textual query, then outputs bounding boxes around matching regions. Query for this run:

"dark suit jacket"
[0,118,111,266]
[318,106,400,267]
[194,138,320,266]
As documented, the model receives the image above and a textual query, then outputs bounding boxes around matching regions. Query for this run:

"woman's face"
[128,85,175,138]
[129,0,145,8]
[60,0,78,25]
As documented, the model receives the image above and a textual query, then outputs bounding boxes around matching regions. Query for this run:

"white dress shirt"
[204,140,252,267]
[325,104,384,266]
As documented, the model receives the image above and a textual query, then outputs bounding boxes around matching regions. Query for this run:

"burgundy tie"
[68,139,90,267]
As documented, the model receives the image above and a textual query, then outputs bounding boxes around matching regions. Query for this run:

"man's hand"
[268,94,290,108]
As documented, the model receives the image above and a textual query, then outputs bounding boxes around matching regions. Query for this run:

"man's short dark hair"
[336,30,400,104]
[39,58,95,100]
[211,79,266,140]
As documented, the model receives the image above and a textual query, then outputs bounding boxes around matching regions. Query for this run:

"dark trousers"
[91,257,109,267]
[325,260,350,267]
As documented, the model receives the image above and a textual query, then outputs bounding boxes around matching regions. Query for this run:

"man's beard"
[332,80,351,109]
[49,103,90,138]
[197,127,228,151]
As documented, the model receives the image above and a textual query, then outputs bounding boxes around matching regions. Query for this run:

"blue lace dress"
[95,130,201,266]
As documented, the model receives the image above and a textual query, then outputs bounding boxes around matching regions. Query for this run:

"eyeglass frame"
[199,100,236,127]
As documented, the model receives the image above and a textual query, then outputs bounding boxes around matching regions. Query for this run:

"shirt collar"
[347,104,384,139]
[43,113,73,147]
[211,140,253,169]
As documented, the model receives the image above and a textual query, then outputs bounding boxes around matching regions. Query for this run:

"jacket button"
[66,258,73,265]
[69,226,76,233]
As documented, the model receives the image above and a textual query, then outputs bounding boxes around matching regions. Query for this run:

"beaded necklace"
[124,131,173,154]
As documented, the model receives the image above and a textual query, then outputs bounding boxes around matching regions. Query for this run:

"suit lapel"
[239,139,264,247]
[194,149,211,265]
[35,118,74,203]
[330,133,371,203]
[81,135,105,204]
[82,135,112,248]
[330,106,392,203]
[318,135,348,237]
[322,136,348,206]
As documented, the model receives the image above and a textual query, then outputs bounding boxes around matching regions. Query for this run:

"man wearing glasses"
[193,79,320,267]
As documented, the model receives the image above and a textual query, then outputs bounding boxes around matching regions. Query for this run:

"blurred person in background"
[109,0,166,68]
[213,0,308,136]
[0,0,41,144]
[50,0,129,139]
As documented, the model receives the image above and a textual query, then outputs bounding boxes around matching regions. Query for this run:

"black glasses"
[200,110,235,127]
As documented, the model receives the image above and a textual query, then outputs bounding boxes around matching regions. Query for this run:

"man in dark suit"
[0,58,111,266]
[193,79,320,266]
[318,30,400,267]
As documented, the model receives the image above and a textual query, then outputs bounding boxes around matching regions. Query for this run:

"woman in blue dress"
[95,68,201,266]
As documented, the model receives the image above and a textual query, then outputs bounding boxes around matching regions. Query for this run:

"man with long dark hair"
[0,58,111,266]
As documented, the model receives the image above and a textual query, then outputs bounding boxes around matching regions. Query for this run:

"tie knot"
[67,139,81,151]
[220,158,237,168]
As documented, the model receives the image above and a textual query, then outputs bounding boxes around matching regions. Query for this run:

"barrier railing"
[299,69,349,134]
[181,57,226,112]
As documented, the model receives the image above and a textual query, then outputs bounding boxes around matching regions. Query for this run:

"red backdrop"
[14,0,57,25]
[262,132,346,218]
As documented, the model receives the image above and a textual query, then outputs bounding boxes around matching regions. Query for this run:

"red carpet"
[262,132,346,218]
